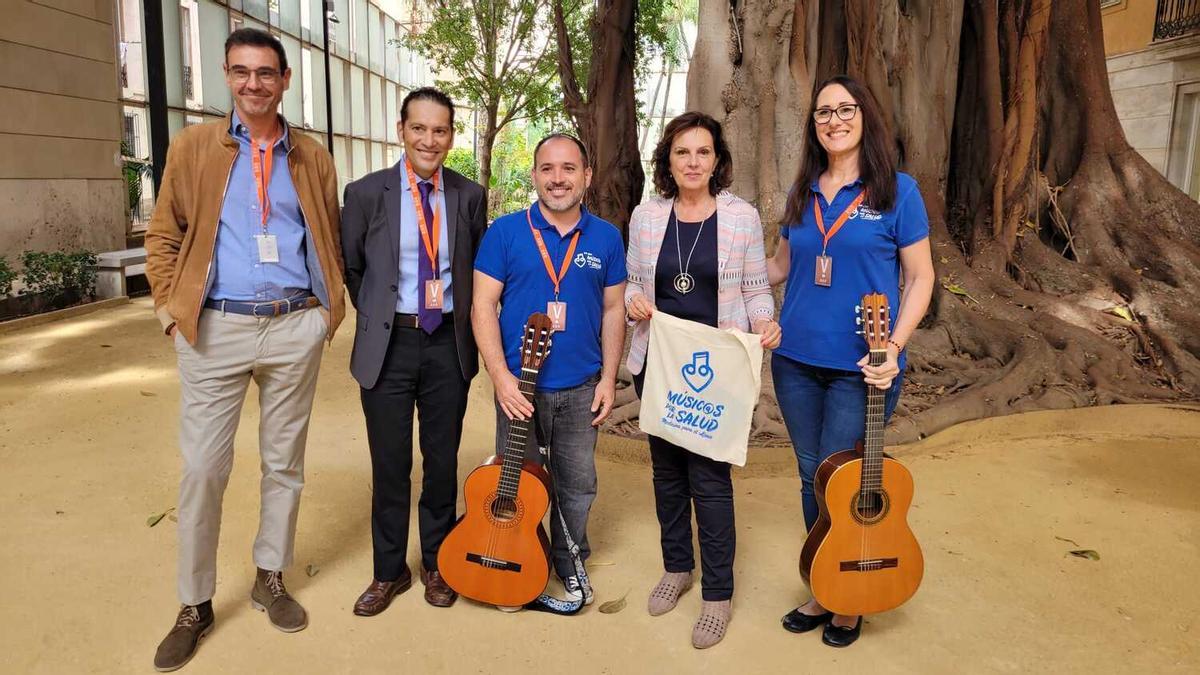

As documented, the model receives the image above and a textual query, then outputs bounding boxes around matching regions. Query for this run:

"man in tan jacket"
[144,28,344,672]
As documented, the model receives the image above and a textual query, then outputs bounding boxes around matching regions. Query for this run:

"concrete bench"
[95,247,146,299]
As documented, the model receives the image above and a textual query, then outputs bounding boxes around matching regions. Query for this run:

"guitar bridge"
[466,552,523,572]
[839,557,899,572]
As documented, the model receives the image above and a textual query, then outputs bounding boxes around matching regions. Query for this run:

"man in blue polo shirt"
[472,133,626,607]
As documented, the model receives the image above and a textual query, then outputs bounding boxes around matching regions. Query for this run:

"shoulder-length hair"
[652,111,733,198]
[782,75,897,225]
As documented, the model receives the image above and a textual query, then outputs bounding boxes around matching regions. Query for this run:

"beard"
[538,184,585,213]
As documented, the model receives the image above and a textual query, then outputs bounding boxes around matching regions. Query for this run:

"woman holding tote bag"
[624,111,781,649]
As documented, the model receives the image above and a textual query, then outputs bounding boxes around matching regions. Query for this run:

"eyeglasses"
[227,66,281,85]
[813,104,860,125]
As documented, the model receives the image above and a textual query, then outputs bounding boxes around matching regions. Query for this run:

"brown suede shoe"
[353,568,413,617]
[153,602,214,672]
[250,568,308,633]
[420,568,457,607]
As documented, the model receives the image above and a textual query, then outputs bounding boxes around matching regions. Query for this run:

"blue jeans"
[494,373,600,579]
[771,353,903,531]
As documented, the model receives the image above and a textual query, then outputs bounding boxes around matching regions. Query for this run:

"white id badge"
[256,234,280,263]
[547,301,567,332]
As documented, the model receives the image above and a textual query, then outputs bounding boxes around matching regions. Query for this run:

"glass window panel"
[302,47,314,128]
[279,0,300,35]
[384,19,397,82]
[368,4,383,73]
[244,0,269,23]
[371,141,384,171]
[353,0,368,64]
[163,0,184,108]
[330,58,347,134]
[351,65,367,137]
[369,74,384,141]
[198,0,232,112]
[352,138,368,179]
[310,48,327,133]
[385,81,398,143]
[280,34,303,123]
[333,0,350,56]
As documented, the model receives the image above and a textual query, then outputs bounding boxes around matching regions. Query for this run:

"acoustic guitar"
[799,292,924,616]
[437,313,554,607]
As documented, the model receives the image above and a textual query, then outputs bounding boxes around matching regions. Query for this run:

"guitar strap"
[524,422,592,616]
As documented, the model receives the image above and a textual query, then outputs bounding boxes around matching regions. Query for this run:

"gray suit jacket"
[341,164,487,389]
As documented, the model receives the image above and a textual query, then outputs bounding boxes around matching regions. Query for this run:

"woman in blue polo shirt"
[766,75,935,648]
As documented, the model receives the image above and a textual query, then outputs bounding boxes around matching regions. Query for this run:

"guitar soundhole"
[486,494,523,526]
[852,490,890,525]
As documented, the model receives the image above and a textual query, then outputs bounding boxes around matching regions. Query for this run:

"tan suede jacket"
[144,115,345,344]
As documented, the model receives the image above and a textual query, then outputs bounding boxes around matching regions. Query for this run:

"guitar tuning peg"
[854,304,861,312]
[855,330,864,335]
[855,317,863,325]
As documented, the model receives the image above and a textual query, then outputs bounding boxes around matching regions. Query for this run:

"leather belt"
[394,312,453,330]
[204,295,320,317]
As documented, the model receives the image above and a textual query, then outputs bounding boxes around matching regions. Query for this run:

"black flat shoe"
[781,607,833,633]
[822,616,863,648]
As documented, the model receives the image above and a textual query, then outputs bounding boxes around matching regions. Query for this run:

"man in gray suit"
[340,87,487,614]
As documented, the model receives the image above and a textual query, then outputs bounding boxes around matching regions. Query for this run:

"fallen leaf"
[1103,306,1134,322]
[139,390,157,397]
[941,281,980,305]
[1068,549,1100,561]
[598,589,629,614]
[146,507,175,527]
[168,514,177,522]
[306,563,321,577]
[1054,535,1080,546]
[587,561,616,567]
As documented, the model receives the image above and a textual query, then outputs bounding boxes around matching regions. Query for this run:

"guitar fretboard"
[496,368,539,501]
[861,349,887,493]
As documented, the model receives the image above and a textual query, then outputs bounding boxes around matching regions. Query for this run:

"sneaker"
[153,603,214,672]
[563,575,594,605]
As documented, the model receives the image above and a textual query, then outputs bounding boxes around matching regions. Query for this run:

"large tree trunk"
[553,0,646,230]
[607,0,1200,444]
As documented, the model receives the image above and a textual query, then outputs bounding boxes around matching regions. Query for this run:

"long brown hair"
[782,75,897,225]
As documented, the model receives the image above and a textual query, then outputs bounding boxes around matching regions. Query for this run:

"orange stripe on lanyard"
[250,132,280,229]
[404,155,441,276]
[526,208,580,301]
[812,191,866,255]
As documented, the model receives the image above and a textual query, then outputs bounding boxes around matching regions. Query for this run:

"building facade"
[1103,0,1200,201]
[118,0,477,232]
[0,0,127,259]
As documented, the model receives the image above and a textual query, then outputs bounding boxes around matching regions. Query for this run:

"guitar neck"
[497,369,538,500]
[862,349,887,492]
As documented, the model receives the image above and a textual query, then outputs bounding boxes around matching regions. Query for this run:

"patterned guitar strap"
[524,421,592,615]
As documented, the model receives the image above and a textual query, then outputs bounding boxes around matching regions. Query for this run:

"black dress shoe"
[782,607,833,633]
[822,616,863,647]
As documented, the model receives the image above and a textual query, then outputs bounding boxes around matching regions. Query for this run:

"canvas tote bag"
[638,311,764,466]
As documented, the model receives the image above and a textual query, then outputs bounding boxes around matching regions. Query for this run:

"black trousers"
[360,317,468,580]
[635,370,736,601]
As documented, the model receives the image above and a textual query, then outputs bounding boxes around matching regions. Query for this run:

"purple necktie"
[416,180,442,334]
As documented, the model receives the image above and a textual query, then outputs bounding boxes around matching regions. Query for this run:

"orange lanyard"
[812,192,865,254]
[526,208,581,299]
[250,133,280,230]
[404,156,441,276]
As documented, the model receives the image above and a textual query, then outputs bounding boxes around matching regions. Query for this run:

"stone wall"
[1106,40,1200,176]
[0,0,126,264]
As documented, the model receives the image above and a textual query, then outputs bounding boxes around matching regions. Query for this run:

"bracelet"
[164,321,177,337]
[888,338,904,352]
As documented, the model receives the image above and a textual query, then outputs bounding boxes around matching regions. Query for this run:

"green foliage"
[444,147,480,182]
[488,123,536,219]
[405,0,560,183]
[19,250,98,298]
[121,141,152,216]
[0,256,15,297]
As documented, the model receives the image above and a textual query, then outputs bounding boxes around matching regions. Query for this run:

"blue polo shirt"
[474,202,626,391]
[777,172,929,371]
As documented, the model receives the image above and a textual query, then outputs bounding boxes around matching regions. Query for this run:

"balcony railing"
[1155,0,1200,41]
[183,65,194,99]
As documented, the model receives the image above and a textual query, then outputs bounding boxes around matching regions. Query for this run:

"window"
[180,5,194,101]
[1167,82,1200,201]
[123,112,140,156]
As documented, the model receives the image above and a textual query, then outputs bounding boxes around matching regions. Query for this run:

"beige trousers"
[173,306,326,605]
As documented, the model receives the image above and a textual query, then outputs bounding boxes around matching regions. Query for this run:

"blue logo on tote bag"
[681,352,714,393]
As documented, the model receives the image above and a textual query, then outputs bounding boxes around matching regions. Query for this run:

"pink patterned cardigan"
[624,191,775,375]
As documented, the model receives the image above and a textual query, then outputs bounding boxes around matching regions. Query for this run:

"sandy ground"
[1,297,1198,674]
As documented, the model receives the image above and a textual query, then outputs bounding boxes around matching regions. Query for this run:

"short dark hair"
[224,28,288,73]
[652,112,733,198]
[401,87,455,126]
[533,133,589,166]
[782,75,897,225]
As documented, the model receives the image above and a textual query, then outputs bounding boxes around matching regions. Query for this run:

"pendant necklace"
[672,205,708,295]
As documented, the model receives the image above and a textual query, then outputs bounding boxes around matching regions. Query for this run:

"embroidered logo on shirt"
[574,252,603,270]
[850,205,883,221]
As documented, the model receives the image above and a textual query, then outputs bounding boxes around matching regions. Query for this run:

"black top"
[654,209,719,328]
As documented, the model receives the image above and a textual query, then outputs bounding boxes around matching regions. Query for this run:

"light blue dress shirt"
[209,111,312,302]
[396,154,453,313]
